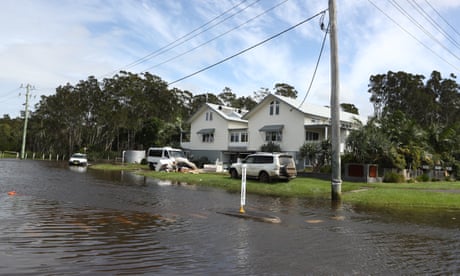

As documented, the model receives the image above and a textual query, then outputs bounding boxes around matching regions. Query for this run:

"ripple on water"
[0,195,194,275]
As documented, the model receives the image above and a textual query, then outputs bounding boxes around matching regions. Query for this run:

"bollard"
[240,164,247,214]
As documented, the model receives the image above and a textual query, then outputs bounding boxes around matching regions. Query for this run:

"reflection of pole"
[240,164,247,213]
[329,0,342,201]
[20,84,33,160]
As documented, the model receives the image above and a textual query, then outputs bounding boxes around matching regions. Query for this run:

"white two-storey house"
[181,103,249,165]
[243,94,365,168]
[182,94,365,169]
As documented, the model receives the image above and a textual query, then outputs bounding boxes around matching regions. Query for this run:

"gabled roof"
[242,93,366,124]
[187,103,248,124]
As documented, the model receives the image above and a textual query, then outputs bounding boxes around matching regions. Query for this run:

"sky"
[1,0,460,119]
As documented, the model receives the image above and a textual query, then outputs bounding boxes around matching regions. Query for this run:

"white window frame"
[265,131,282,142]
[305,131,319,141]
[269,100,280,116]
[202,133,214,143]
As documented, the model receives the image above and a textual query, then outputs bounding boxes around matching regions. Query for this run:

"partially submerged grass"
[90,163,460,210]
[346,181,460,210]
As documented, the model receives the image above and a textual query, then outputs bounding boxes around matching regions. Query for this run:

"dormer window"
[205,111,213,121]
[269,100,280,115]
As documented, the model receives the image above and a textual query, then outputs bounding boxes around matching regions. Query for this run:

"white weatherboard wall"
[189,110,224,150]
[247,100,305,152]
[189,110,247,151]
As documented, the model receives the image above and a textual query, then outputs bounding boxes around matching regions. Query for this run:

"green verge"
[90,164,460,210]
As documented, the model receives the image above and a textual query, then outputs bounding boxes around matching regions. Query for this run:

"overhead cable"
[368,0,460,71]
[299,22,329,107]
[105,0,259,77]
[424,0,460,38]
[169,9,328,85]
[409,0,460,49]
[388,0,460,62]
[143,0,289,72]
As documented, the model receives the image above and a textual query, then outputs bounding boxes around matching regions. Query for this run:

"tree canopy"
[346,70,460,174]
[0,72,301,158]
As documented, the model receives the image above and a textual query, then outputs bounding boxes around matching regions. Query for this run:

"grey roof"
[244,93,366,124]
[206,103,248,123]
[196,128,215,134]
[259,124,284,131]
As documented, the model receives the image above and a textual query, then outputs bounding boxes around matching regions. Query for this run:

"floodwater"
[0,159,459,275]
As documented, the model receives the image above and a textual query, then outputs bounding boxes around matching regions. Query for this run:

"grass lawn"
[90,163,460,210]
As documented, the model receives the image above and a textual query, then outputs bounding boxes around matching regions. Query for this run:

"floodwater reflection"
[0,159,460,275]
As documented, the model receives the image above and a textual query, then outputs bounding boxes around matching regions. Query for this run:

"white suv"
[229,152,297,183]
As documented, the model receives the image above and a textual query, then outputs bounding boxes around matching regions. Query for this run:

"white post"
[240,164,247,213]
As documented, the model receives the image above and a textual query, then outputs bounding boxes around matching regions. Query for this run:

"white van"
[146,147,196,171]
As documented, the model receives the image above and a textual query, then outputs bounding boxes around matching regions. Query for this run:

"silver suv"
[229,152,297,183]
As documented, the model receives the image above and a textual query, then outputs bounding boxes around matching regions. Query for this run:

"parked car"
[69,153,88,166]
[146,147,196,171]
[229,152,297,183]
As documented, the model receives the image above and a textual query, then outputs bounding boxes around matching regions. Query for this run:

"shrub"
[191,156,210,168]
[383,172,405,183]
[416,173,430,182]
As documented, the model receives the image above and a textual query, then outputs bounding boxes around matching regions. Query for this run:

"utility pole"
[329,0,342,201]
[20,84,34,159]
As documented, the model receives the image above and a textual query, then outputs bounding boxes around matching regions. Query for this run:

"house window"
[202,133,214,143]
[241,132,248,142]
[230,132,239,142]
[205,111,213,121]
[306,131,319,141]
[269,100,280,115]
[230,131,248,143]
[265,131,282,142]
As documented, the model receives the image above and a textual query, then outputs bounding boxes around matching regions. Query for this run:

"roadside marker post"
[240,164,247,214]
[218,163,281,223]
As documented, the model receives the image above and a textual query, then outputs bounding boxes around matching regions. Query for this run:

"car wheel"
[259,171,270,183]
[230,169,239,179]
[149,163,155,170]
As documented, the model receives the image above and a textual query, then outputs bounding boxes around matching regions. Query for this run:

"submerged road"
[0,159,459,275]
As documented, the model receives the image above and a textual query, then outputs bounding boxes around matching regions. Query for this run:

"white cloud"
[0,0,459,118]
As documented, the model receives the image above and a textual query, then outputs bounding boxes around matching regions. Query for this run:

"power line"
[424,0,460,38]
[142,0,289,72]
[409,0,460,50]
[368,0,460,71]
[299,22,329,107]
[104,0,260,77]
[169,9,328,86]
[0,87,21,101]
[388,0,460,62]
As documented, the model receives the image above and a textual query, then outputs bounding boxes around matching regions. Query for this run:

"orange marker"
[7,191,17,196]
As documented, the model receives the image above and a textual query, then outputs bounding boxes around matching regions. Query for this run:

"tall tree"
[340,103,359,114]
[273,83,298,99]
[218,87,237,106]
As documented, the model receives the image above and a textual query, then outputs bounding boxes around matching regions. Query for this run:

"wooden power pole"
[329,0,342,201]
[20,84,33,160]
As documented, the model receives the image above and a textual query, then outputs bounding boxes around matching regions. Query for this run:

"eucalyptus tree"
[340,103,359,114]
[0,115,22,152]
[33,83,85,154]
[189,93,223,116]
[273,83,298,99]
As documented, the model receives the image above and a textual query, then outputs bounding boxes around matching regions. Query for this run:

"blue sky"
[1,0,460,118]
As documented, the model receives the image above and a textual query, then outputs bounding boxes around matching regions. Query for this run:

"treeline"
[0,71,296,158]
[345,70,460,175]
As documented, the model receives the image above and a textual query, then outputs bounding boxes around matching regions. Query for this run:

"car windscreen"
[169,150,185,158]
